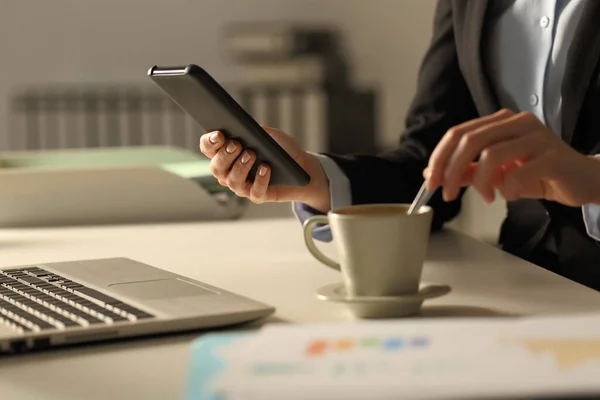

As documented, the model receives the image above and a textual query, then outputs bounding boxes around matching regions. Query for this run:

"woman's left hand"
[426,108,600,207]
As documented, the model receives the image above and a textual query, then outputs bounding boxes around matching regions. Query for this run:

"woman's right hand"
[199,126,332,212]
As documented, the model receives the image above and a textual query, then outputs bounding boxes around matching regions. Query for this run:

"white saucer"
[316,283,451,319]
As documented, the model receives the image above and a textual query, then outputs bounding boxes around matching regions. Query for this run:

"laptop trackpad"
[108,279,218,300]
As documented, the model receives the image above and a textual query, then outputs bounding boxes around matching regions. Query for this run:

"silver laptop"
[0,257,275,354]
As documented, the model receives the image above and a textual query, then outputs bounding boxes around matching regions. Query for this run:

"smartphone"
[148,64,311,187]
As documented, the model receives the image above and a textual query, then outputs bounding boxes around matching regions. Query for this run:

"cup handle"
[303,215,340,271]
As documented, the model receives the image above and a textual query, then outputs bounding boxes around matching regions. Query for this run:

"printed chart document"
[208,314,600,399]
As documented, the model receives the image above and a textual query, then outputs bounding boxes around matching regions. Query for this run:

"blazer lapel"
[462,0,499,116]
[562,1,600,144]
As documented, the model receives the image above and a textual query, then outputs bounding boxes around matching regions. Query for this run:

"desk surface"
[1,206,600,400]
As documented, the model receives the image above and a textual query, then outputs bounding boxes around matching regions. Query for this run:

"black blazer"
[325,0,600,290]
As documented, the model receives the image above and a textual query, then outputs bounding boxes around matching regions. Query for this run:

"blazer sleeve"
[324,0,480,230]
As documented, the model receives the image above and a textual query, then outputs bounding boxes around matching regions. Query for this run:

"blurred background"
[0,0,506,243]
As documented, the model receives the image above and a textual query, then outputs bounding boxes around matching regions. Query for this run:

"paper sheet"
[211,314,600,399]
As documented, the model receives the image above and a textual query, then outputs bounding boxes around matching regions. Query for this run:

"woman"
[200,0,600,291]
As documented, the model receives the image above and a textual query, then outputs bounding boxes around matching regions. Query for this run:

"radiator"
[7,85,376,155]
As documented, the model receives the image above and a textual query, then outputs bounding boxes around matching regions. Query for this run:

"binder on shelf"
[222,23,336,60]
[239,57,327,87]
[220,22,375,155]
[0,146,244,227]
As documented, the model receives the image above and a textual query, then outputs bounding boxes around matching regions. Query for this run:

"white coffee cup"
[303,204,433,297]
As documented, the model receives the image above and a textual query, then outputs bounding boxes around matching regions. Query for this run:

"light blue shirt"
[294,0,600,242]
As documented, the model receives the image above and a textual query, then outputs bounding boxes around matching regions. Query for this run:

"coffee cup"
[303,204,433,297]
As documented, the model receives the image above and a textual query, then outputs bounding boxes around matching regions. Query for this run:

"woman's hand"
[199,126,331,212]
[426,109,600,207]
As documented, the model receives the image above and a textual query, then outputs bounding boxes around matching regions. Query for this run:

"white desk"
[1,206,600,400]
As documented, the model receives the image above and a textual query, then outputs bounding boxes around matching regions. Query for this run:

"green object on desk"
[161,161,227,194]
[0,146,228,194]
[159,160,212,179]
[0,146,203,170]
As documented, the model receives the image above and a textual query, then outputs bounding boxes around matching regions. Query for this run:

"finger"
[472,134,541,203]
[200,131,225,158]
[249,164,271,203]
[498,154,555,201]
[424,162,515,188]
[226,150,256,196]
[443,112,533,201]
[494,162,521,188]
[209,140,242,181]
[427,109,514,190]
[424,163,477,186]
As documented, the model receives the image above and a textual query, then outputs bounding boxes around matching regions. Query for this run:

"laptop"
[0,257,275,354]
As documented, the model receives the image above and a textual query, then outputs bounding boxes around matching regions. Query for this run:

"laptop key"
[23,299,81,327]
[116,304,154,319]
[70,310,104,325]
[18,276,46,285]
[4,271,27,276]
[61,319,81,327]
[72,288,122,305]
[0,314,33,332]
[84,304,128,322]
[0,300,55,330]
[1,294,67,325]
[4,271,155,326]
[22,269,52,277]
[134,312,154,319]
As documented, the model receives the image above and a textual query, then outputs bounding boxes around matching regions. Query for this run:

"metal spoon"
[407,180,435,215]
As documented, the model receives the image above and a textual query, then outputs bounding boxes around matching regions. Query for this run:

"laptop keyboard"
[0,267,154,334]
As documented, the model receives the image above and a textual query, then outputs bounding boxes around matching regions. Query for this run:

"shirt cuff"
[582,154,600,242]
[292,202,333,242]
[291,153,352,243]
[582,204,600,241]
[311,152,352,211]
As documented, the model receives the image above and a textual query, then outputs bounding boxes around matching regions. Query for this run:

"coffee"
[334,204,412,216]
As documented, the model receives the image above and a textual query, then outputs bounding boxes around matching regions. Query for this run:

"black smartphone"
[147,64,311,187]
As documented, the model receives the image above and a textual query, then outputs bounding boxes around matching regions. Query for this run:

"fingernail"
[209,132,219,144]
[258,165,267,177]
[445,188,458,202]
[226,142,236,154]
[442,189,450,202]
[241,151,251,164]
